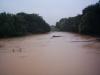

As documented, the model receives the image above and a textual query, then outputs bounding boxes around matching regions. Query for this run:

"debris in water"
[71,38,100,42]
[51,35,62,39]
[0,44,4,48]
[12,48,22,53]
[52,35,62,37]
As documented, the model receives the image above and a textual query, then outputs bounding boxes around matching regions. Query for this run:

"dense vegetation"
[0,12,50,37]
[56,15,82,32]
[56,1,100,36]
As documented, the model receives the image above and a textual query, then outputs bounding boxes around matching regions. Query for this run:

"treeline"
[0,12,50,37]
[56,1,100,36]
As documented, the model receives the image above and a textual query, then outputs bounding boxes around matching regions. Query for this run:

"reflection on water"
[0,32,100,75]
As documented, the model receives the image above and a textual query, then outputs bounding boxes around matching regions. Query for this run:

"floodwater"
[0,32,100,75]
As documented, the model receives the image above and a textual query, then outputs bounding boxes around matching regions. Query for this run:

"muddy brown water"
[0,32,100,75]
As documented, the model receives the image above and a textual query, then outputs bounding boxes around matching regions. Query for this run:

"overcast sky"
[0,0,99,25]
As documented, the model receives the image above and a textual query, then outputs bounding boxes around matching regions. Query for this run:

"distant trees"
[0,12,50,37]
[56,1,100,36]
[56,15,82,32]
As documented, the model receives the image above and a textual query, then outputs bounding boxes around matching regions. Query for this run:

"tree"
[79,2,100,35]
[0,12,50,37]
[56,15,82,32]
[56,1,100,36]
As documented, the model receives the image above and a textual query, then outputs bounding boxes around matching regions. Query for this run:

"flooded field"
[0,32,100,75]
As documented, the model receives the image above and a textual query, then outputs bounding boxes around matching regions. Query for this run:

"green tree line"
[56,1,100,36]
[0,12,50,37]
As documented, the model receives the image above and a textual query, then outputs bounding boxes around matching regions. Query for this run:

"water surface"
[0,32,100,75]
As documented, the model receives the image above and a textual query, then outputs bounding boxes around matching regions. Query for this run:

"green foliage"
[56,1,100,36]
[56,15,82,32]
[79,3,100,35]
[0,12,50,37]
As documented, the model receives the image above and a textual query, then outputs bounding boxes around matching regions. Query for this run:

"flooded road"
[0,32,100,75]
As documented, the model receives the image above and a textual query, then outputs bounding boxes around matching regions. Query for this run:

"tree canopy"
[56,1,100,36]
[0,12,50,37]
